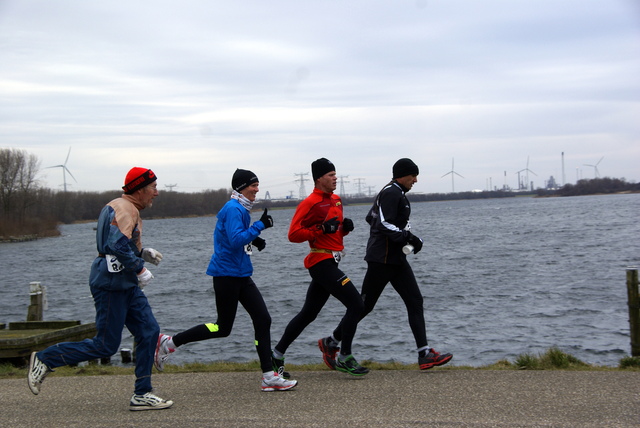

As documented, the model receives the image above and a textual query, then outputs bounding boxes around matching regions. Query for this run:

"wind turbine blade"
[46,165,64,169]
[64,166,77,182]
[454,172,464,178]
[596,156,604,166]
[441,172,452,178]
[64,147,72,165]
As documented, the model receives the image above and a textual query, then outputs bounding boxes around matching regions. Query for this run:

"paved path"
[2,370,639,427]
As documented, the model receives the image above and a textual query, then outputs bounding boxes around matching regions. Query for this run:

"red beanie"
[122,167,157,194]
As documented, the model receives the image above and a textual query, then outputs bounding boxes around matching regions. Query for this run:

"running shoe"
[419,349,453,370]
[27,352,52,395]
[129,392,174,411]
[271,352,291,379]
[261,373,298,392]
[335,355,369,376]
[154,333,175,371]
[318,336,339,370]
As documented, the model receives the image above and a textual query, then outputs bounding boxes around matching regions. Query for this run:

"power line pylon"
[294,172,310,199]
[338,175,350,196]
[353,177,366,196]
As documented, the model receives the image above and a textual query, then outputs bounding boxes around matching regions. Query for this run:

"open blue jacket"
[206,198,265,278]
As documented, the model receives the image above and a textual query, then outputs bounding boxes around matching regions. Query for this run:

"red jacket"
[288,187,349,269]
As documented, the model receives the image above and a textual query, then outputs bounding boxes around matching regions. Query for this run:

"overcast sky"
[1,0,638,197]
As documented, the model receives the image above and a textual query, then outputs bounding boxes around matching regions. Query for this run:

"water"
[1,193,639,367]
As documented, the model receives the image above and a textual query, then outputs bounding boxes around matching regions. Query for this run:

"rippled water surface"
[2,193,639,367]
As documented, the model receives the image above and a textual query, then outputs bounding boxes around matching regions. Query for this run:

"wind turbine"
[46,147,77,191]
[583,156,603,178]
[441,158,464,193]
[516,156,537,191]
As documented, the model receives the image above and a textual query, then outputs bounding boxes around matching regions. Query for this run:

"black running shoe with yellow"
[335,355,369,376]
[419,349,452,370]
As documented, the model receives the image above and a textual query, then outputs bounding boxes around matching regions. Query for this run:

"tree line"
[0,148,232,239]
[536,177,640,197]
[1,148,638,239]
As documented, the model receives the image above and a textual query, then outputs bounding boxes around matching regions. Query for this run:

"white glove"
[142,248,163,266]
[137,268,154,289]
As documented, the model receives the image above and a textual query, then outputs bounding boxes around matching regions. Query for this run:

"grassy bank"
[2,348,640,380]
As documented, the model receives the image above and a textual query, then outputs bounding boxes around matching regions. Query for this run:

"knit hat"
[122,167,157,194]
[392,158,419,179]
[311,158,335,181]
[232,168,259,192]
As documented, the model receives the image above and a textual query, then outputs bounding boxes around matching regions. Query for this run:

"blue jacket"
[206,198,265,277]
[89,195,147,291]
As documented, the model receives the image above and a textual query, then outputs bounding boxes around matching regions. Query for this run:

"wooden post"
[627,268,639,357]
[27,282,44,322]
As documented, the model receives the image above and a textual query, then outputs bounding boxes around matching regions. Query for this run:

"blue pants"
[37,284,159,395]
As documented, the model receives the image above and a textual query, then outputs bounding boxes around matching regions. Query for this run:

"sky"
[1,0,639,198]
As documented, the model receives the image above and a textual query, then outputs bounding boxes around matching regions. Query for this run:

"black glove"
[321,217,340,234]
[259,208,273,229]
[407,233,424,254]
[252,237,266,251]
[342,218,354,233]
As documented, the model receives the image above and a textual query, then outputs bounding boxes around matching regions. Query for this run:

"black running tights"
[275,259,364,356]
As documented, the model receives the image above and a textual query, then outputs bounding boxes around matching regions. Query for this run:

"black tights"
[333,260,428,349]
[275,259,364,356]
[173,276,273,373]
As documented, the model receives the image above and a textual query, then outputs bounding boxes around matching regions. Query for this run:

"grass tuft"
[619,356,640,369]
[515,347,590,370]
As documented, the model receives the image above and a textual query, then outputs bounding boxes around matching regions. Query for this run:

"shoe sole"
[317,339,338,370]
[419,355,453,370]
[335,366,369,376]
[129,403,173,411]
[27,352,40,395]
[262,381,298,392]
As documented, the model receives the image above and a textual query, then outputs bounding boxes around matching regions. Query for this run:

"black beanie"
[312,158,335,181]
[232,169,259,192]
[392,158,419,179]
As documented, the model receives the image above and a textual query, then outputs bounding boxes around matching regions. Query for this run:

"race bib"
[106,254,124,273]
[332,251,343,263]
[244,244,253,256]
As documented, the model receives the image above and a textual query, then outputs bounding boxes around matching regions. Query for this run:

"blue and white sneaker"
[129,392,174,411]
[28,352,52,395]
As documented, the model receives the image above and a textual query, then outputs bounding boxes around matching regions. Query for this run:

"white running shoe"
[129,392,174,411]
[154,334,175,371]
[27,352,51,395]
[261,372,298,392]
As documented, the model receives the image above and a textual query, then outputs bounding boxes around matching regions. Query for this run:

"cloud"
[1,0,638,196]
